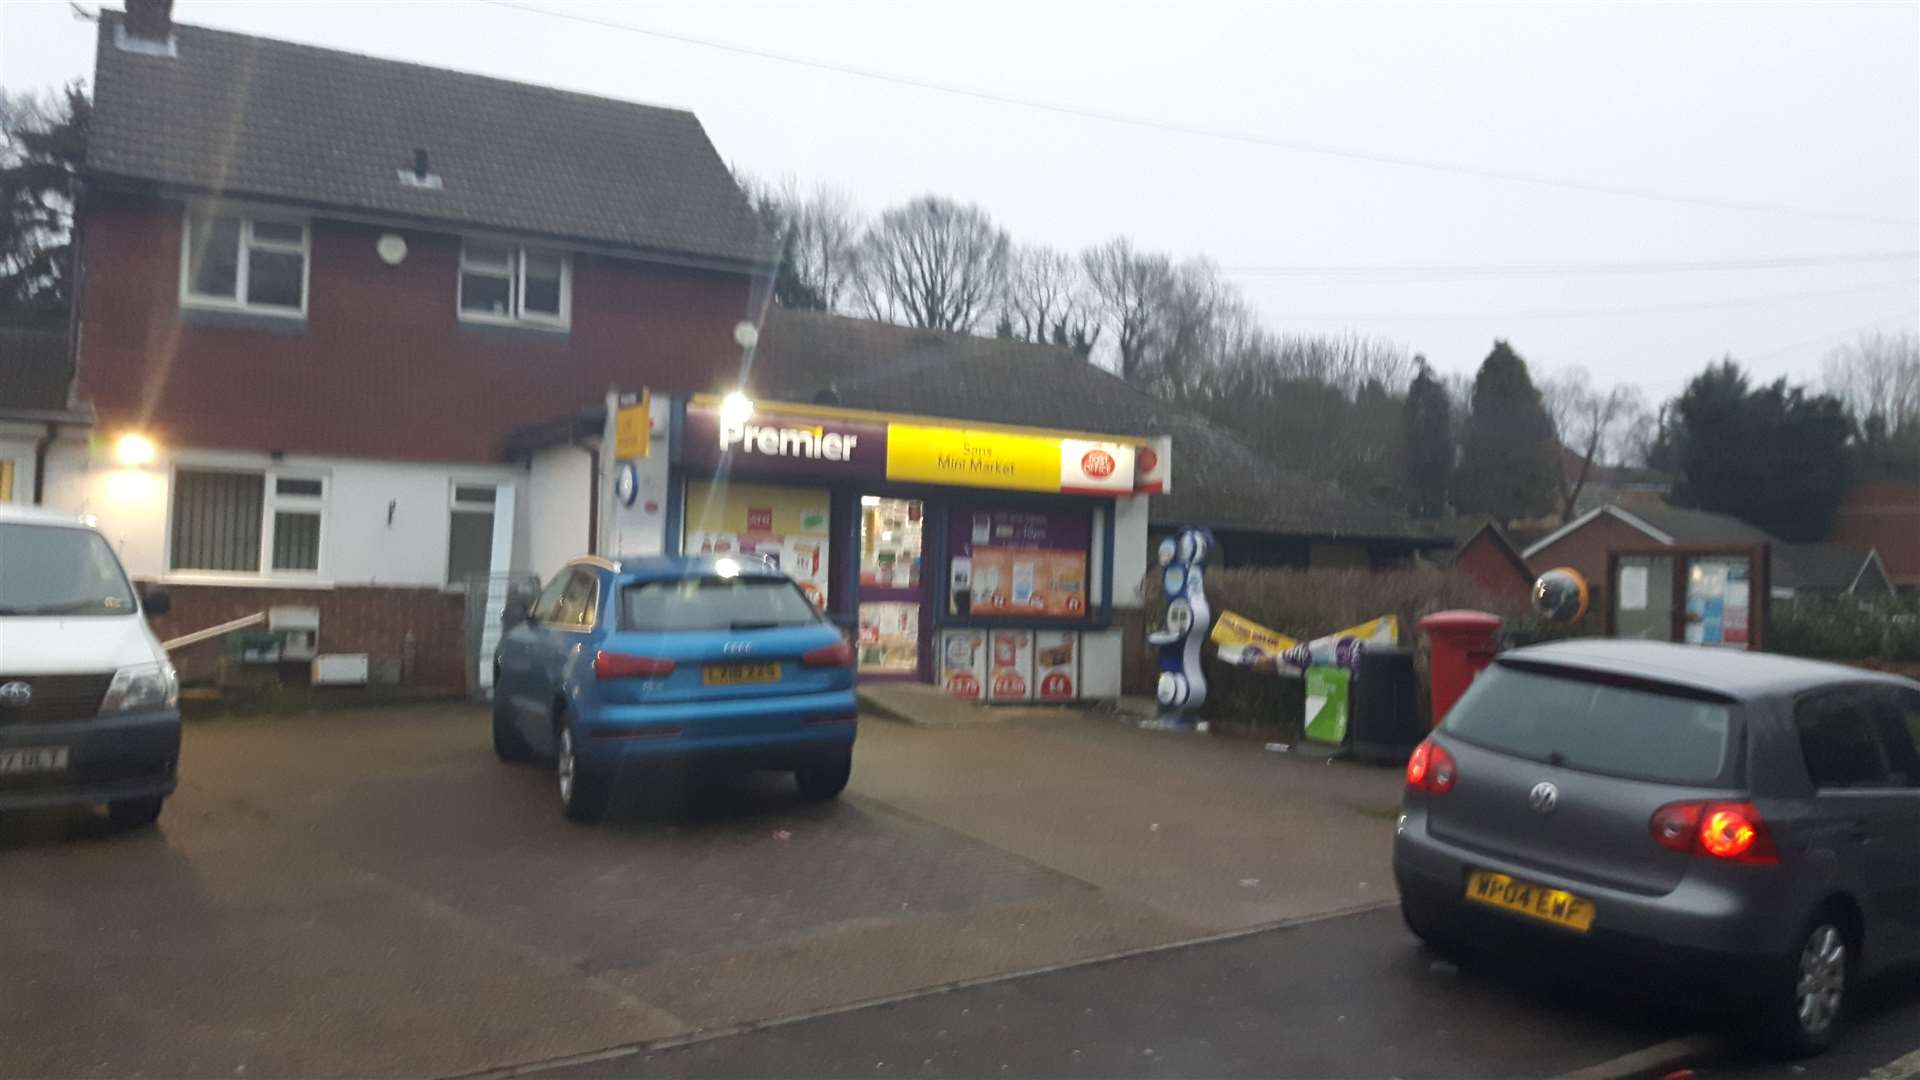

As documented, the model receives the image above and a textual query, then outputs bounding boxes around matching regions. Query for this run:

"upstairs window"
[458,242,569,328]
[181,211,308,315]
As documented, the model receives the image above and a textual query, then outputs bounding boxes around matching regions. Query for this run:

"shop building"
[511,392,1169,701]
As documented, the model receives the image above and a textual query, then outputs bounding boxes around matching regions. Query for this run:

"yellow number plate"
[703,662,781,687]
[1465,871,1595,933]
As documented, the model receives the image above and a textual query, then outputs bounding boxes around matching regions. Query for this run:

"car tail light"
[593,651,676,679]
[1406,739,1458,794]
[1649,800,1779,864]
[802,640,856,668]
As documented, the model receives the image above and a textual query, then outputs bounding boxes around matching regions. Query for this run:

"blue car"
[491,554,859,820]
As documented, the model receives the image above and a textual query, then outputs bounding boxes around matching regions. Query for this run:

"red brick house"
[50,2,767,687]
[1451,522,1535,606]
[1829,480,1920,591]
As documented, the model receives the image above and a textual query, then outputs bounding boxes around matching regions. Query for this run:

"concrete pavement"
[0,704,1405,1078]
[532,906,1690,1080]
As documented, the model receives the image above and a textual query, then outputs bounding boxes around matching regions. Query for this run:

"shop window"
[859,497,923,590]
[948,505,1090,619]
[684,481,831,608]
[181,210,308,315]
[170,468,325,574]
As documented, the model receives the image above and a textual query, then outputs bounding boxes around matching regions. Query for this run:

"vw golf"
[1394,639,1920,1057]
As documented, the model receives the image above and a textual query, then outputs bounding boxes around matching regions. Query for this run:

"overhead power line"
[488,0,1919,229]
[1267,276,1918,323]
[1219,250,1920,279]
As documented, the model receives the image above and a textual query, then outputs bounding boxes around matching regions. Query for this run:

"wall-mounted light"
[719,391,754,427]
[113,432,157,466]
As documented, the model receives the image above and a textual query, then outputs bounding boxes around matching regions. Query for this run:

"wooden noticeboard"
[1605,544,1770,651]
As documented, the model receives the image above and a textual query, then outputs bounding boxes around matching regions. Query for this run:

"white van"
[0,505,180,827]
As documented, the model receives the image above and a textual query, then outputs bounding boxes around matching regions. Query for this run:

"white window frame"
[457,241,571,330]
[164,465,330,581]
[177,206,311,318]
[445,481,500,587]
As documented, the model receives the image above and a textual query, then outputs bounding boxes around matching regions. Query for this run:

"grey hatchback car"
[1394,640,1920,1057]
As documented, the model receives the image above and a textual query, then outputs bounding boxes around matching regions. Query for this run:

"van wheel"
[556,720,607,822]
[492,692,532,762]
[1758,911,1853,1058]
[108,796,164,830]
[795,753,852,801]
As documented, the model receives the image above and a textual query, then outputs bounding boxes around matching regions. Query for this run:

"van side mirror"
[143,587,171,616]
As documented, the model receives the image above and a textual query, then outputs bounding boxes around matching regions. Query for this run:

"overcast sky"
[3,0,1916,401]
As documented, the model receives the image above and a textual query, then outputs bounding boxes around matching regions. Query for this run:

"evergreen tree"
[1401,356,1453,518]
[1453,340,1558,524]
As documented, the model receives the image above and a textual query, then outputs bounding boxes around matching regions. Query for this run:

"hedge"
[1768,596,1920,662]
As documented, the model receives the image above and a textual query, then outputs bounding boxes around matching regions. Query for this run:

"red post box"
[1419,610,1502,727]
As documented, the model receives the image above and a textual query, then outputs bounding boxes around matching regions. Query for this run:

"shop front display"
[683,481,832,608]
[675,393,1166,696]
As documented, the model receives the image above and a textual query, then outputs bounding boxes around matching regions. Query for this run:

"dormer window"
[457,242,570,329]
[180,210,309,317]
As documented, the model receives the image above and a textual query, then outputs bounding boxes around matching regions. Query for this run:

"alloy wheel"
[1794,924,1846,1036]
[557,726,576,804]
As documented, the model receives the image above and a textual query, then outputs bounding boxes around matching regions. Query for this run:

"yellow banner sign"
[614,392,651,460]
[885,423,1067,493]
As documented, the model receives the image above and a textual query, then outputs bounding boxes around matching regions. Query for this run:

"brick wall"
[76,192,754,462]
[145,583,469,690]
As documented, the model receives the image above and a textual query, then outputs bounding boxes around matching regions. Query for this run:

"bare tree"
[852,196,1008,332]
[787,184,861,313]
[1081,237,1173,384]
[1540,366,1641,522]
[1823,329,1920,433]
[1001,245,1099,354]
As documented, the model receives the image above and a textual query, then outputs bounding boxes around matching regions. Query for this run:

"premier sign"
[720,420,861,462]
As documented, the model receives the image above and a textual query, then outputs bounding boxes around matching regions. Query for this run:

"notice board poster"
[988,630,1034,702]
[948,506,1091,618]
[684,481,832,608]
[940,629,988,700]
[1686,557,1752,649]
[1034,630,1079,700]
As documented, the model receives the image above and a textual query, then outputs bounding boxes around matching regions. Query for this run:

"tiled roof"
[0,325,77,415]
[88,13,769,267]
[755,309,1445,544]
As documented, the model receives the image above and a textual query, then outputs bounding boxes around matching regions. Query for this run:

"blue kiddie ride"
[1147,527,1216,729]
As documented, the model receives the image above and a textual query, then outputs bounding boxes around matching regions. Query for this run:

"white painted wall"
[527,444,592,584]
[1080,628,1123,698]
[42,441,523,587]
[1112,494,1151,609]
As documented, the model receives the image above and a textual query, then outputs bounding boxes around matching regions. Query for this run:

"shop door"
[857,496,926,678]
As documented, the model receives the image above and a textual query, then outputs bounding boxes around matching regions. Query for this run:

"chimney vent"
[413,149,430,178]
[118,0,177,56]
[397,148,444,191]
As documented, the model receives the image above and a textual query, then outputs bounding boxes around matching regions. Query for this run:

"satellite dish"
[1533,567,1590,624]
[375,233,408,265]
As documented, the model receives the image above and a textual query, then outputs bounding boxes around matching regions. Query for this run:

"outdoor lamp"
[113,432,158,467]
[720,391,754,426]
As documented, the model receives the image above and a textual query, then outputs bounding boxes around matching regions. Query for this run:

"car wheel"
[795,753,852,801]
[491,690,532,763]
[107,796,164,830]
[1759,911,1853,1058]
[556,720,607,822]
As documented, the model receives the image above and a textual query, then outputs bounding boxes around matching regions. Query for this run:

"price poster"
[948,506,1090,619]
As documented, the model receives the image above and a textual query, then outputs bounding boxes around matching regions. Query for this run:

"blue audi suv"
[491,554,859,820]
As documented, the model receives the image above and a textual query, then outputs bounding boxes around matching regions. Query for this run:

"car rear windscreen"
[620,576,821,632]
[1442,663,1734,785]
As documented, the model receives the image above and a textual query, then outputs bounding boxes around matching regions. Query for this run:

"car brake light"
[593,651,676,679]
[802,640,856,668]
[1428,744,1458,794]
[1649,800,1778,864]
[1405,739,1458,794]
